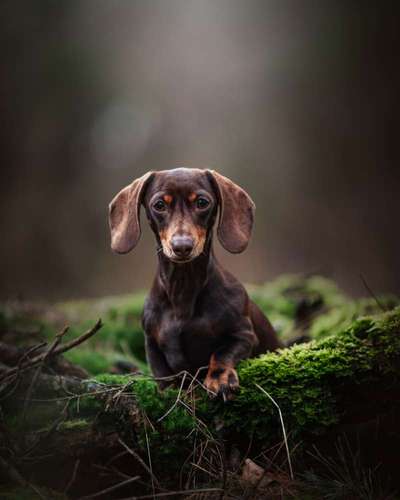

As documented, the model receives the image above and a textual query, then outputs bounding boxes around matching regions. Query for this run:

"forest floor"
[0,275,399,499]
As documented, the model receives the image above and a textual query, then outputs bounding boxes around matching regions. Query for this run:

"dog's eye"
[153,200,167,212]
[196,197,210,209]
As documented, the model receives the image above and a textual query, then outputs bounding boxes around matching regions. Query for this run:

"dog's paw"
[204,365,239,402]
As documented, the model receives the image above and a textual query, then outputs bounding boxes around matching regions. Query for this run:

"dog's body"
[109,168,282,398]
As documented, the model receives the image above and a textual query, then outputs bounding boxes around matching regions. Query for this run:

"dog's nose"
[171,235,194,258]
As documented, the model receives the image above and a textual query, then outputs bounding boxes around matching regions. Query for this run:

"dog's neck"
[157,235,215,319]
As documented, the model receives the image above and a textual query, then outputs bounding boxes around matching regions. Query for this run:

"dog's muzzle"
[170,234,195,261]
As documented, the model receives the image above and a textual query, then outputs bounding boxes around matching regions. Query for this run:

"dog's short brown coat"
[109,168,282,399]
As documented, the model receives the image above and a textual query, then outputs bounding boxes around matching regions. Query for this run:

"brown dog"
[109,168,282,399]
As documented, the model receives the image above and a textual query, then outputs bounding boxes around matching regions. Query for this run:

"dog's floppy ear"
[109,171,154,254]
[206,170,255,253]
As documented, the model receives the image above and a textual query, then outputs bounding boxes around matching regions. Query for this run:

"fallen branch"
[22,326,70,417]
[0,319,102,382]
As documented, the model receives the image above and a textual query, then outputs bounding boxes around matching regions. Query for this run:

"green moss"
[249,275,398,342]
[248,274,347,339]
[65,349,112,374]
[3,293,400,482]
[94,376,201,456]
[71,376,200,471]
[60,315,145,365]
[65,347,148,375]
[69,392,103,416]
[94,373,135,386]
[54,292,146,323]
[0,291,148,375]
[310,295,399,340]
[249,274,346,313]
[220,307,400,445]
[125,378,199,469]
[54,293,148,367]
[115,309,399,467]
[58,418,90,431]
[2,276,399,452]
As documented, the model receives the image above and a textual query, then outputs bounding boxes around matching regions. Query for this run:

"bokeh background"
[1,0,399,301]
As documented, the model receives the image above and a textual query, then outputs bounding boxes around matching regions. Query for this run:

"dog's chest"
[157,310,219,370]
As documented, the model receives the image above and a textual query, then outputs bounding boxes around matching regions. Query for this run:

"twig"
[44,319,102,357]
[17,342,47,369]
[255,383,294,480]
[79,475,140,499]
[0,341,46,368]
[118,437,160,488]
[45,326,70,359]
[0,343,48,398]
[0,319,102,382]
[22,326,69,417]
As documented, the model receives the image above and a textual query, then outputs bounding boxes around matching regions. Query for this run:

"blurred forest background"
[0,0,399,301]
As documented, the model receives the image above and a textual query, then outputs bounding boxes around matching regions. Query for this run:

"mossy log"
[1,305,400,498]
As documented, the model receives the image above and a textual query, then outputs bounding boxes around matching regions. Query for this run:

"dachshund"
[109,168,282,399]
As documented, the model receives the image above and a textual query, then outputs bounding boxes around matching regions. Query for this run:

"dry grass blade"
[0,342,47,393]
[118,437,161,489]
[255,383,294,480]
[144,422,156,498]
[189,462,219,479]
[157,372,187,422]
[360,273,387,312]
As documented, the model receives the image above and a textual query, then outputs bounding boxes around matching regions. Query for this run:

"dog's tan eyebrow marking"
[188,193,197,203]
[163,194,173,204]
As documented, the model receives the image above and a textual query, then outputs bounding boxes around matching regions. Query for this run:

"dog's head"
[109,168,255,263]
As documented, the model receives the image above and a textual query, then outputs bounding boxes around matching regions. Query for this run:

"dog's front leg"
[204,330,257,401]
[160,321,191,375]
[163,339,191,375]
[145,336,174,389]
